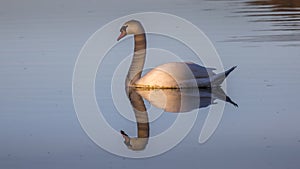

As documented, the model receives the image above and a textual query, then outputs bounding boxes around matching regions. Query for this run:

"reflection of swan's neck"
[126,33,146,86]
[124,89,149,151]
[129,90,149,138]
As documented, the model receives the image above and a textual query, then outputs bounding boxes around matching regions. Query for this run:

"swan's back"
[134,62,215,88]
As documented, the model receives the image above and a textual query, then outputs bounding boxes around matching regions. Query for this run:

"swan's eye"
[120,25,128,32]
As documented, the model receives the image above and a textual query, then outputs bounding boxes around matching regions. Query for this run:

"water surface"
[1,0,300,168]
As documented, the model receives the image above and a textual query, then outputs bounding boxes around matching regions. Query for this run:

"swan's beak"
[117,31,127,41]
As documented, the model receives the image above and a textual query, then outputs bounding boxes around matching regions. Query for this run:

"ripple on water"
[228,0,300,44]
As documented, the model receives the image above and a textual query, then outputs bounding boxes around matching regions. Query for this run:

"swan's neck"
[126,33,146,86]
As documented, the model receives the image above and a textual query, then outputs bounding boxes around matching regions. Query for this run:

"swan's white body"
[117,20,236,88]
[134,62,231,88]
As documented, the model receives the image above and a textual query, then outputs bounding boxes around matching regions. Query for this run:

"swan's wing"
[185,62,216,78]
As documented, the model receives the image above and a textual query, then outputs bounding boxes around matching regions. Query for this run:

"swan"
[117,20,236,88]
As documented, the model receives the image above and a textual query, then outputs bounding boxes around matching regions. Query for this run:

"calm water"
[1,0,300,168]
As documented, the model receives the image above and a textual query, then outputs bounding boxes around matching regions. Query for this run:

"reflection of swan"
[121,88,149,151]
[117,20,236,88]
[120,87,237,151]
[136,87,238,113]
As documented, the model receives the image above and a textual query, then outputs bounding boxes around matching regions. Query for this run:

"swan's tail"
[211,66,237,87]
[225,66,237,77]
[180,66,237,88]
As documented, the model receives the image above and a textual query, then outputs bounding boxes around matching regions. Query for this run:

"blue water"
[1,0,300,168]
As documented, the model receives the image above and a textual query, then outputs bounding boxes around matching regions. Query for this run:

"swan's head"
[117,20,145,41]
[120,130,148,151]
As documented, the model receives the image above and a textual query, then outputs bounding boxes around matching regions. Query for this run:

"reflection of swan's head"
[120,130,148,151]
[117,20,145,41]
